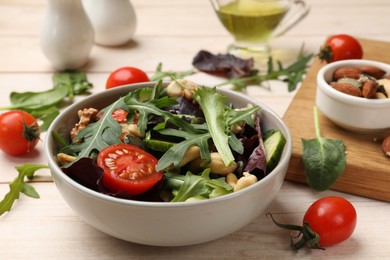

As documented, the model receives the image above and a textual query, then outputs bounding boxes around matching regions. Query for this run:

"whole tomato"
[268,196,357,250]
[319,34,363,63]
[303,196,357,247]
[0,110,40,156]
[106,67,150,89]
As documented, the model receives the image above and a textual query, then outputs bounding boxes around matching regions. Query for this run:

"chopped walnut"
[70,108,98,140]
[57,153,76,166]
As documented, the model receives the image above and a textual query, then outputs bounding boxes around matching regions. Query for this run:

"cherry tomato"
[319,34,363,63]
[106,67,150,89]
[268,196,357,250]
[97,144,163,195]
[0,110,40,156]
[97,108,129,124]
[303,196,357,247]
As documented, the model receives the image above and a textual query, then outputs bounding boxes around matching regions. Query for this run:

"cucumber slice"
[145,138,176,153]
[264,130,286,172]
[143,131,175,153]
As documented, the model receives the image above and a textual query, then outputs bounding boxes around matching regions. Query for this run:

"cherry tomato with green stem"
[106,67,150,89]
[97,144,163,195]
[319,34,363,63]
[0,110,40,156]
[268,196,357,250]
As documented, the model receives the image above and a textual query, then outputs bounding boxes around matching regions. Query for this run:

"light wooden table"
[1,0,389,259]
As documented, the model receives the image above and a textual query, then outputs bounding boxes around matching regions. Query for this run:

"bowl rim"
[317,59,390,107]
[45,82,292,208]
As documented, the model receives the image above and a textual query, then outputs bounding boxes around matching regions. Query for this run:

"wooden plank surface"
[284,38,390,201]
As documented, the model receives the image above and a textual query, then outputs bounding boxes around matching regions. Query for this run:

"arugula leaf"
[301,107,346,191]
[156,129,211,171]
[217,52,313,92]
[149,63,195,82]
[165,169,233,202]
[156,88,260,170]
[194,87,238,167]
[124,83,198,135]
[0,164,48,216]
[228,105,259,127]
[61,97,127,166]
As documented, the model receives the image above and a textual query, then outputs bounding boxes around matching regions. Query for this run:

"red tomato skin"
[0,110,40,156]
[97,144,163,195]
[106,67,150,89]
[303,196,357,247]
[323,34,363,63]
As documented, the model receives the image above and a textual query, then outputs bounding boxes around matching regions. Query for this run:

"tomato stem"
[318,45,333,63]
[266,213,325,251]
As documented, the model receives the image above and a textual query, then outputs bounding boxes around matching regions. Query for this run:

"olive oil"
[216,0,288,43]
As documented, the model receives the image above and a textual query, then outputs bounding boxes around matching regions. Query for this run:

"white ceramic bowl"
[45,82,292,246]
[316,59,390,133]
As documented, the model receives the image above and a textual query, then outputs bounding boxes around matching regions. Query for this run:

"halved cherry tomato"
[319,34,363,63]
[106,67,150,89]
[0,110,40,156]
[303,196,357,247]
[97,144,163,195]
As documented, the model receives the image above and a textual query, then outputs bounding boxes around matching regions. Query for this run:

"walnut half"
[70,108,98,140]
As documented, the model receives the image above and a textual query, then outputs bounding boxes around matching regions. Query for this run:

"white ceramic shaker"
[40,0,94,70]
[82,0,137,46]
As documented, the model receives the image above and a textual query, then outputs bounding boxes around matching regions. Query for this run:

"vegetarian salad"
[53,79,286,202]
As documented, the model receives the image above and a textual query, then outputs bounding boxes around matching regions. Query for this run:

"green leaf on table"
[149,63,195,82]
[53,70,93,99]
[216,50,314,92]
[301,107,346,191]
[30,106,60,132]
[0,164,48,216]
[0,70,93,131]
[8,86,68,111]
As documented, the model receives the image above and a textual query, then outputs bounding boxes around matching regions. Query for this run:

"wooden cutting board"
[283,38,390,202]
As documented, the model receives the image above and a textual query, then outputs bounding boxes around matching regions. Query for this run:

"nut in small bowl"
[316,59,390,133]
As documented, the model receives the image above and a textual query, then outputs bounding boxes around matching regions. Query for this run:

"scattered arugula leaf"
[301,106,346,191]
[0,164,48,216]
[0,71,93,131]
[216,52,313,92]
[149,62,195,82]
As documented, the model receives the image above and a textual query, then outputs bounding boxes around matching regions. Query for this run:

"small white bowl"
[316,59,390,133]
[45,82,292,246]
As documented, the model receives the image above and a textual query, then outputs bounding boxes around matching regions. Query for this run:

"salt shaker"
[40,0,94,70]
[82,0,137,46]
